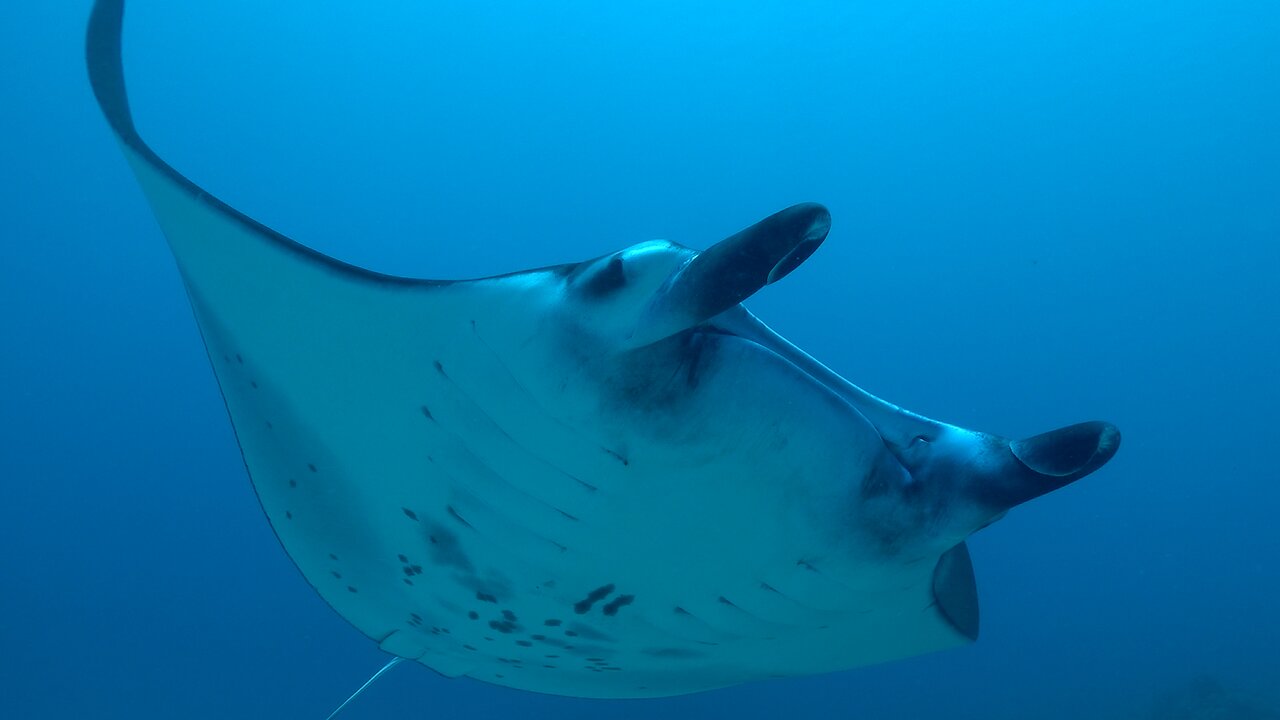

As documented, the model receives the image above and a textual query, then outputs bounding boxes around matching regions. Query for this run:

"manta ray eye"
[576,255,627,297]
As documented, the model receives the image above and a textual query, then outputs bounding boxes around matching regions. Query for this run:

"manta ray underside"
[86,0,1120,700]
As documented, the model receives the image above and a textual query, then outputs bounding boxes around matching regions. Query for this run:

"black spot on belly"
[420,405,433,420]
[424,522,473,573]
[307,463,317,473]
[288,479,296,488]
[402,507,418,521]
[329,553,338,560]
[433,360,446,376]
[476,592,498,603]
[468,611,479,620]
[515,640,533,647]
[502,610,518,622]
[718,595,737,608]
[544,618,562,626]
[489,620,519,634]
[235,354,243,364]
[574,583,616,614]
[250,380,258,389]
[398,554,409,562]
[760,582,778,593]
[347,586,358,593]
[673,606,690,615]
[284,511,293,520]
[601,594,634,616]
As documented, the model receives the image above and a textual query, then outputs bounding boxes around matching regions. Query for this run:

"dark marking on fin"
[420,405,434,420]
[403,507,419,521]
[476,592,498,603]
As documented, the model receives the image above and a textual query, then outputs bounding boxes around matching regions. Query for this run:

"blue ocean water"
[2,0,1277,718]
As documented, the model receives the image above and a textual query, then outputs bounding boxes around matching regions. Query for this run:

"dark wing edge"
[84,0,441,287]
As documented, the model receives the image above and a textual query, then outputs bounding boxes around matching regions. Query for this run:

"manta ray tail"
[325,656,405,720]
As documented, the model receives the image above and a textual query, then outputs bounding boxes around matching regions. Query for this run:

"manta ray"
[87,0,1119,703]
